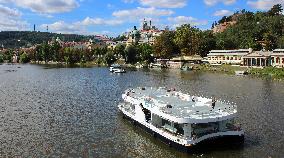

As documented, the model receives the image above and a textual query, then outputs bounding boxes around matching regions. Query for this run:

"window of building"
[282,58,284,64]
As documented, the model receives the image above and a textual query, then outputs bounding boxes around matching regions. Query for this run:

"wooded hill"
[0,31,94,49]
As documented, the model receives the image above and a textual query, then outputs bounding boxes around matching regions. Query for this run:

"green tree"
[19,52,30,63]
[0,54,4,63]
[199,30,216,57]
[277,36,284,48]
[268,4,283,16]
[174,24,201,56]
[139,43,154,63]
[104,51,116,65]
[114,44,126,59]
[125,45,138,64]
[153,31,177,58]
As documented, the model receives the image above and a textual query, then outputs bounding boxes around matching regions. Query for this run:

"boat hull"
[119,110,244,153]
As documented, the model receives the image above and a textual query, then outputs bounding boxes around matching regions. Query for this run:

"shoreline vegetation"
[22,61,284,80]
[194,64,284,80]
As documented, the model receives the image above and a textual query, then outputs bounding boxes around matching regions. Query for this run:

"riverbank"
[29,61,108,68]
[22,61,284,80]
[194,64,284,80]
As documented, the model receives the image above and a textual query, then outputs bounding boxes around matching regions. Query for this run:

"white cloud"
[0,4,28,31]
[81,17,123,26]
[113,7,174,21]
[0,4,21,16]
[139,0,187,8]
[41,17,124,34]
[247,0,284,10]
[204,0,236,6]
[0,0,79,14]
[213,10,233,16]
[41,21,83,34]
[168,16,208,28]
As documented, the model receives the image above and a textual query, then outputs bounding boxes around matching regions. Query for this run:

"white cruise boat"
[118,87,244,151]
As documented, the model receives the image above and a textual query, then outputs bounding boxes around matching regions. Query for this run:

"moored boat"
[235,71,248,76]
[118,87,244,151]
[109,64,126,73]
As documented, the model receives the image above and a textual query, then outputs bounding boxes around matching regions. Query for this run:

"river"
[0,64,283,158]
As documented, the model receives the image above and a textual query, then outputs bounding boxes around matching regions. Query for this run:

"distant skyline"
[0,0,283,37]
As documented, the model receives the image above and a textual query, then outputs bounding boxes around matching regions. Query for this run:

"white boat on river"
[109,64,126,73]
[118,87,244,151]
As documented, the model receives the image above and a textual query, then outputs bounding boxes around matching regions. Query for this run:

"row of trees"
[153,25,216,58]
[152,4,284,59]
[0,41,154,65]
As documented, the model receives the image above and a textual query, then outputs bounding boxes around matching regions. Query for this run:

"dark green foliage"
[0,54,4,63]
[19,52,29,63]
[138,43,154,64]
[125,45,138,64]
[113,35,126,42]
[104,51,116,65]
[199,30,216,57]
[215,4,284,51]
[114,44,126,58]
[0,31,94,49]
[154,31,177,58]
[268,4,283,16]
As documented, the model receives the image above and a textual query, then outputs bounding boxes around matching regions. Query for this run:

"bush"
[20,52,30,63]
[0,54,4,63]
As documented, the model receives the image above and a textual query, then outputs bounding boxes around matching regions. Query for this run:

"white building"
[207,49,251,65]
[243,51,272,67]
[271,49,284,68]
[127,19,163,46]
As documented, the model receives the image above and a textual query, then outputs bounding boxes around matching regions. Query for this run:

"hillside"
[214,4,284,50]
[0,31,94,49]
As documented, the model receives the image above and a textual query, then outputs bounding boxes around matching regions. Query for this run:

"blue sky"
[0,0,283,37]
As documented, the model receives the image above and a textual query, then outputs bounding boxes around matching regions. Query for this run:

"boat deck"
[125,87,237,120]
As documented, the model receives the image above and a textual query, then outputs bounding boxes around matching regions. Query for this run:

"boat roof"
[124,87,237,123]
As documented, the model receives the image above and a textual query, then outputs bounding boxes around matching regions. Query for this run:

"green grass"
[196,64,284,80]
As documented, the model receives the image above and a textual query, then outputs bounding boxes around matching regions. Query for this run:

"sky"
[0,0,283,37]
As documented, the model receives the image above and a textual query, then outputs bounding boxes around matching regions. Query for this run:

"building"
[167,55,203,69]
[271,49,284,68]
[207,49,251,65]
[126,19,163,46]
[243,51,272,67]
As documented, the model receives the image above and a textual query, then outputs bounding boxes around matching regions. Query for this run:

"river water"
[0,64,283,158]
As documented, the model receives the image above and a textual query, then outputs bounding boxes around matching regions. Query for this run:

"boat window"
[191,122,218,138]
[174,123,184,135]
[161,119,177,134]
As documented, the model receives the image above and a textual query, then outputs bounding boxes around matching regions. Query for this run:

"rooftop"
[125,87,237,122]
[209,49,250,53]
